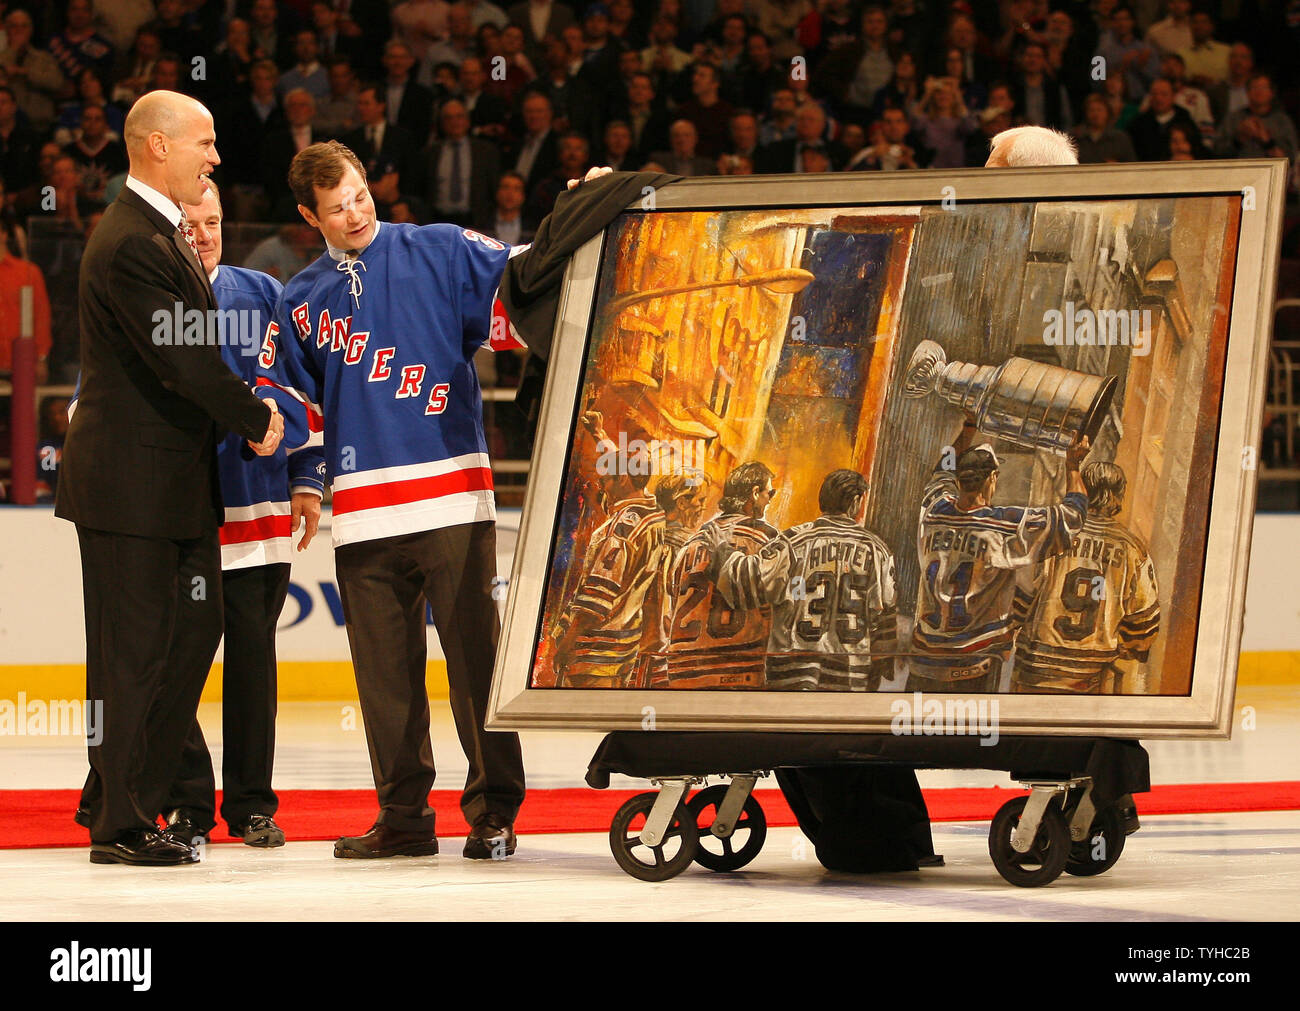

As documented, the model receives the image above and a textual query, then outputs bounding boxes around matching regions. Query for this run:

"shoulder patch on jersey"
[462,228,505,251]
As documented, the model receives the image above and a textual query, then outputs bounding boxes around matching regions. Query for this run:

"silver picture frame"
[487,160,1287,739]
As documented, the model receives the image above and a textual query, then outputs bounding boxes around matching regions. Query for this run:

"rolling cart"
[585,732,1148,887]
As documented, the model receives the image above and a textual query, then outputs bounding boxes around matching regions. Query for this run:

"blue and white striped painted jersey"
[912,468,1086,673]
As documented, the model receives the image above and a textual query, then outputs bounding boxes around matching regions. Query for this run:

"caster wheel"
[687,785,767,872]
[609,792,699,882]
[988,796,1070,887]
[1065,803,1126,876]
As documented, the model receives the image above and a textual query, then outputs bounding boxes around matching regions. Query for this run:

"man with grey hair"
[984,124,1079,167]
[56,90,283,865]
[981,126,1142,838]
[648,119,715,176]
[263,87,330,216]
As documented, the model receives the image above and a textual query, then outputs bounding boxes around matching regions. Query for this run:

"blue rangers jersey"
[67,264,325,569]
[913,467,1087,677]
[214,265,324,568]
[256,221,526,546]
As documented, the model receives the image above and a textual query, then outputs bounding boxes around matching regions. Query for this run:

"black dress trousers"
[74,525,224,843]
[166,562,292,832]
[334,521,526,832]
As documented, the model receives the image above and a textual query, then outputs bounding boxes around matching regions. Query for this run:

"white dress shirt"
[125,174,182,229]
[493,214,522,246]
[528,1,551,42]
[514,130,546,182]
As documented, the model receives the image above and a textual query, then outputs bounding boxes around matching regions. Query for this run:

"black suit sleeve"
[107,233,274,443]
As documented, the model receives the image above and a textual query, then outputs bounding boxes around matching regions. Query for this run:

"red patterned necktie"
[177,215,200,259]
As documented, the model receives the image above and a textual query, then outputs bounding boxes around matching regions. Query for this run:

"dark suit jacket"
[388,79,436,145]
[816,40,899,107]
[1127,105,1201,162]
[55,187,272,539]
[646,151,716,176]
[615,104,672,165]
[215,98,285,187]
[525,76,601,145]
[755,138,849,173]
[507,1,575,63]
[342,122,423,195]
[1012,75,1072,131]
[464,90,511,134]
[426,136,501,224]
[261,126,333,207]
[508,129,559,194]
[316,28,374,78]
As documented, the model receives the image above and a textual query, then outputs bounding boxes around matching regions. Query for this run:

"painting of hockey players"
[529,195,1240,697]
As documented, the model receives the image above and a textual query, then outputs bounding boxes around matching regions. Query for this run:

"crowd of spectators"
[1,0,1299,389]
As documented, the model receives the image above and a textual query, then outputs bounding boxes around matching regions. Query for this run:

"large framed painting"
[486,161,1287,739]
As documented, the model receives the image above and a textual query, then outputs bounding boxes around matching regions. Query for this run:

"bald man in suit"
[56,90,283,866]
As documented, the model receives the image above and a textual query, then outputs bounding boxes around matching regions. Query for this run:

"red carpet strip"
[1,781,1297,849]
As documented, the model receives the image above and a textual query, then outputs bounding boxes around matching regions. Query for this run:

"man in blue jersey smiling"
[160,181,326,850]
[257,140,542,860]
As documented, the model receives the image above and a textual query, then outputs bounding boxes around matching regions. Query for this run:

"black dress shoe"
[162,810,211,847]
[230,814,286,848]
[334,822,439,859]
[90,830,199,866]
[463,814,516,860]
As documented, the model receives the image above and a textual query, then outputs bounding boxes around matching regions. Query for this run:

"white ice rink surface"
[2,686,1298,920]
[2,814,1298,921]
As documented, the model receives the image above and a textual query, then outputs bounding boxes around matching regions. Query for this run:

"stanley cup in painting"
[902,339,1117,454]
[526,192,1246,702]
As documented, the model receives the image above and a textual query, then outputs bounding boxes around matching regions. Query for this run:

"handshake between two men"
[248,398,284,457]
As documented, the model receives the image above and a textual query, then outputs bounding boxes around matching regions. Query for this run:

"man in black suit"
[310,0,373,77]
[615,71,671,166]
[458,56,510,143]
[327,0,392,76]
[508,91,559,194]
[528,35,601,144]
[382,39,435,146]
[341,84,423,213]
[507,0,575,66]
[261,89,332,219]
[1127,77,1202,161]
[647,119,716,176]
[756,102,846,172]
[247,0,296,69]
[55,90,283,866]
[524,129,589,229]
[214,59,285,189]
[427,98,500,227]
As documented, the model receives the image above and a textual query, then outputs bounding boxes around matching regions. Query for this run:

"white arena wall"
[0,507,1295,700]
[0,506,518,701]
